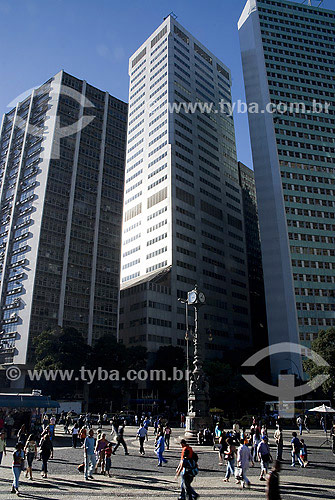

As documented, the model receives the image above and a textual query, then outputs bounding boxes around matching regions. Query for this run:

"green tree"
[89,336,147,411]
[31,326,90,398]
[151,345,186,412]
[34,326,90,370]
[303,327,335,400]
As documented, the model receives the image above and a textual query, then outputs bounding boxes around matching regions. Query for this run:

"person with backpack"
[176,448,199,500]
[291,432,302,467]
[176,440,194,499]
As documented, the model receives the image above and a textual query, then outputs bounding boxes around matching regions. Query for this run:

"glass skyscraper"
[0,71,127,383]
[119,16,252,356]
[239,0,335,374]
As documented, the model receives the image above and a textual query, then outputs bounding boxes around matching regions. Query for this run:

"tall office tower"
[238,0,335,375]
[0,70,127,381]
[119,16,252,357]
[238,162,267,349]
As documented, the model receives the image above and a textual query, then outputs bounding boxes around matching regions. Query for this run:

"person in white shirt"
[236,443,253,489]
[136,423,148,456]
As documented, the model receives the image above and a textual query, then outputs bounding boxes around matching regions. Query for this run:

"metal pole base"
[185,415,212,438]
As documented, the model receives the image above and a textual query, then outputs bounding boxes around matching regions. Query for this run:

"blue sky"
[0,0,334,168]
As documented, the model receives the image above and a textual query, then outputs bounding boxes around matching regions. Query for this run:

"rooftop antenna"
[163,11,178,21]
[302,0,324,6]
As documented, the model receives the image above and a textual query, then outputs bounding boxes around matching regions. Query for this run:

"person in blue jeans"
[11,442,24,495]
[155,432,167,466]
[291,432,303,467]
[223,438,236,482]
[176,449,199,500]
[84,429,96,480]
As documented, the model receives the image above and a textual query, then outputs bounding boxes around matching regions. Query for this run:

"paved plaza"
[0,426,334,500]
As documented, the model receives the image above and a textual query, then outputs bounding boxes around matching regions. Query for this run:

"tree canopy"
[303,327,335,400]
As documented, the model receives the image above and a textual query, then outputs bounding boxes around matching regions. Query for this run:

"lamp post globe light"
[184,284,212,437]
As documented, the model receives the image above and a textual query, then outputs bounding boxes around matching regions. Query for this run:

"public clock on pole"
[187,290,197,304]
[187,287,206,305]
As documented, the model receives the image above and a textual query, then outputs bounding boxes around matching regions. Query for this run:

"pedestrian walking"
[176,440,195,500]
[24,435,37,480]
[111,416,119,436]
[257,435,272,481]
[235,442,253,489]
[11,442,24,495]
[0,431,7,465]
[113,425,129,455]
[64,415,71,434]
[252,428,261,462]
[266,460,281,500]
[164,424,172,450]
[218,429,227,465]
[304,414,310,433]
[290,432,303,467]
[155,431,167,466]
[5,414,14,439]
[223,437,236,482]
[296,416,303,435]
[274,425,283,461]
[331,423,335,456]
[84,429,96,480]
[299,439,308,467]
[176,448,199,500]
[136,423,148,456]
[17,425,27,446]
[95,433,108,474]
[105,443,113,477]
[40,434,53,478]
[79,425,87,447]
[72,423,79,448]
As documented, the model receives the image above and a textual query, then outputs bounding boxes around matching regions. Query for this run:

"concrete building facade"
[0,71,127,378]
[238,0,335,375]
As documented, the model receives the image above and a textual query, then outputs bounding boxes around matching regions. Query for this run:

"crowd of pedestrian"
[213,415,313,492]
[1,410,334,498]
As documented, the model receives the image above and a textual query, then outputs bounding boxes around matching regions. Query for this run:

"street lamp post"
[184,284,212,437]
[178,297,190,408]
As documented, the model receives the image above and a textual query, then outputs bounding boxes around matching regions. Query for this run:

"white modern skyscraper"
[119,16,252,356]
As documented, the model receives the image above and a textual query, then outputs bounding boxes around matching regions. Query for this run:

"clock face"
[198,292,206,303]
[188,291,197,304]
